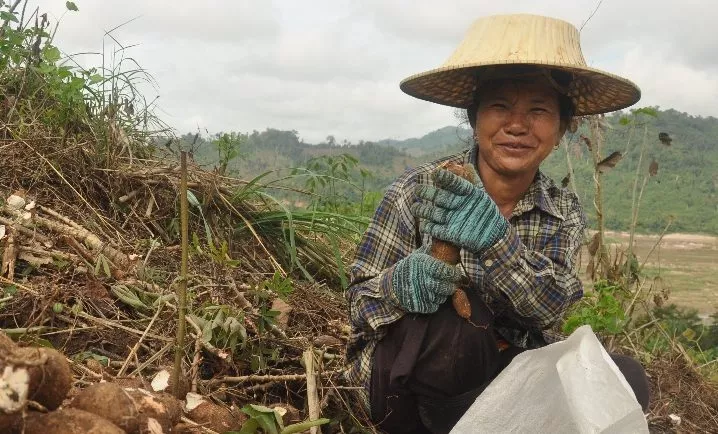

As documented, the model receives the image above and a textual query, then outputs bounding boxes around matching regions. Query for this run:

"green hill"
[177,108,718,234]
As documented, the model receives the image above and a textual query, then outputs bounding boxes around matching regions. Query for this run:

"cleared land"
[580,231,718,320]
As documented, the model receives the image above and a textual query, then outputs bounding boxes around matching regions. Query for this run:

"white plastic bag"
[450,325,648,434]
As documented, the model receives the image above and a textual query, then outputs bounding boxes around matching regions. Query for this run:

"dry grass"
[646,353,718,433]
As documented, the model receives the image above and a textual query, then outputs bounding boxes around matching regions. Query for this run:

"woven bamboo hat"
[400,14,640,116]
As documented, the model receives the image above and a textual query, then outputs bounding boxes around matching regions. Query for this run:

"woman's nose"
[504,109,529,135]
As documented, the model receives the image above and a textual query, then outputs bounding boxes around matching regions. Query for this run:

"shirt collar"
[464,146,565,221]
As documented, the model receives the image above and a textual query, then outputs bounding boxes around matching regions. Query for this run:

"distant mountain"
[376,126,472,156]
[175,108,718,234]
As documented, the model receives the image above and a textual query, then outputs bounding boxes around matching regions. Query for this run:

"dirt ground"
[579,231,718,320]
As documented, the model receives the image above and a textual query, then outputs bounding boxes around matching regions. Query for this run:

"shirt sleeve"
[478,197,586,330]
[344,175,418,388]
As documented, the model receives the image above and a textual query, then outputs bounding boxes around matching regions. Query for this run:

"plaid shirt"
[345,147,586,407]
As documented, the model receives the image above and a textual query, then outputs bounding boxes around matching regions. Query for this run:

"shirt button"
[484,259,494,267]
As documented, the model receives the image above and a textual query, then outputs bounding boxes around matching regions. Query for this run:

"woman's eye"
[531,107,549,113]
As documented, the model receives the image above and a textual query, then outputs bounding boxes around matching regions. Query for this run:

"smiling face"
[474,79,567,182]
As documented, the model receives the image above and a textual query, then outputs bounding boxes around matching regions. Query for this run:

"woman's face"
[474,80,565,180]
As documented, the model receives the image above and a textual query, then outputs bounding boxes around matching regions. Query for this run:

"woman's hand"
[411,166,508,253]
[386,249,463,314]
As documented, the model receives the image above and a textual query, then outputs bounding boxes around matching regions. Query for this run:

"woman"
[346,14,649,433]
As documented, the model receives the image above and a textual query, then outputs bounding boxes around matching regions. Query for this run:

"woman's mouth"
[497,143,533,152]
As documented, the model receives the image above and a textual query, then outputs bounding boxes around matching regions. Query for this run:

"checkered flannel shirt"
[345,147,587,408]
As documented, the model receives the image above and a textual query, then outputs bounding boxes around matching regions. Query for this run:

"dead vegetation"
[0,133,371,432]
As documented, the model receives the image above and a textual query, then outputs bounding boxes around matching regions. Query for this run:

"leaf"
[561,173,571,188]
[101,256,111,278]
[596,151,623,173]
[202,322,213,342]
[658,132,672,146]
[186,190,201,208]
[0,11,19,22]
[649,159,659,177]
[239,405,282,434]
[43,46,62,64]
[618,116,631,126]
[281,418,331,434]
[587,233,600,256]
[66,1,79,11]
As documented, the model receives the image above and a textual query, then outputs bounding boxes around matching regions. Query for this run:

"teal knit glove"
[387,249,463,314]
[412,166,509,253]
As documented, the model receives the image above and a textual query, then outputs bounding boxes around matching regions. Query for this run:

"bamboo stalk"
[303,349,320,434]
[172,151,190,399]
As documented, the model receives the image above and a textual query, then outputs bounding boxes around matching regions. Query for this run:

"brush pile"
[0,88,366,431]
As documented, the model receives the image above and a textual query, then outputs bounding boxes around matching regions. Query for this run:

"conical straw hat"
[400,14,640,116]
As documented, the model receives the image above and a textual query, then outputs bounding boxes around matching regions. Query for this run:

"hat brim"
[400,61,641,116]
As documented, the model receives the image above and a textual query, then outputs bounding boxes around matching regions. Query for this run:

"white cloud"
[34,0,718,143]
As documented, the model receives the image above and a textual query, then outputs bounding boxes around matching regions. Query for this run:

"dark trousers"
[369,294,650,434]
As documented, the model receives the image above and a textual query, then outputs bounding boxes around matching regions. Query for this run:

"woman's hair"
[466,68,575,131]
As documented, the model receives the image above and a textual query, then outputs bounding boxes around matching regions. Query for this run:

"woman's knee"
[610,354,651,412]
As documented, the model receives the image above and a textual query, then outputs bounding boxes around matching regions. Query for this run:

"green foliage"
[563,281,626,335]
[300,153,366,213]
[641,305,718,364]
[189,305,247,355]
[0,2,88,128]
[543,108,718,234]
[233,404,329,434]
[260,270,293,302]
[212,132,243,175]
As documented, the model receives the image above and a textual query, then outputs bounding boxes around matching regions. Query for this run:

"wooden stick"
[207,373,308,385]
[38,205,84,232]
[303,349,320,434]
[2,205,129,269]
[117,300,164,377]
[172,151,190,399]
[0,215,52,244]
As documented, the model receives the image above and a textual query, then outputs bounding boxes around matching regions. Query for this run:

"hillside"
[183,108,718,234]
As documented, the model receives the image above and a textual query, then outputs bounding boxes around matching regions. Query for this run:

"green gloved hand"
[411,166,508,253]
[386,248,463,314]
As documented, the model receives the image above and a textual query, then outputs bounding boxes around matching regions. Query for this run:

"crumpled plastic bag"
[450,325,649,434]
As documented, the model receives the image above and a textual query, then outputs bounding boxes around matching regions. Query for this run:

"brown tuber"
[431,162,478,320]
[69,382,140,433]
[184,392,244,433]
[14,346,73,410]
[24,408,125,434]
[69,382,183,434]
[0,330,73,419]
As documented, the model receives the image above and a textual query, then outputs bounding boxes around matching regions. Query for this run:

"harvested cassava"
[70,382,183,434]
[0,333,72,413]
[69,382,139,433]
[432,162,477,319]
[125,388,183,433]
[150,368,189,397]
[184,392,243,433]
[0,332,25,433]
[24,408,125,434]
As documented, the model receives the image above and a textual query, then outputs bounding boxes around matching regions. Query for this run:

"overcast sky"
[38,0,718,143]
